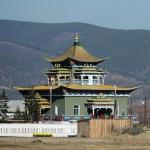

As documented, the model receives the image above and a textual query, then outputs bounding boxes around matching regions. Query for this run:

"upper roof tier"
[47,34,107,63]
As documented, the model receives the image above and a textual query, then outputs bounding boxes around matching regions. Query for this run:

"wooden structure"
[78,119,131,138]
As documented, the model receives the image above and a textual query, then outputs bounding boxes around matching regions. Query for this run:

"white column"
[112,105,114,115]
[92,105,95,116]
[102,76,105,84]
[117,105,120,116]
[99,76,101,84]
[89,75,92,85]
[57,75,60,85]
[81,75,83,85]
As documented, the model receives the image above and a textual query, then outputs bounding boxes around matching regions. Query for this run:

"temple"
[16,34,138,120]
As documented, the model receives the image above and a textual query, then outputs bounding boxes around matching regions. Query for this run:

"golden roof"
[64,84,138,91]
[14,85,59,91]
[47,34,107,63]
[47,45,106,63]
[38,102,50,105]
[15,84,138,92]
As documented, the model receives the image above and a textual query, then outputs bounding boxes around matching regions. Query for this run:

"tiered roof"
[47,34,107,63]
[47,45,107,63]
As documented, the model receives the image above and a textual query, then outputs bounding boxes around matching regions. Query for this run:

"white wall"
[0,122,77,137]
[8,100,24,112]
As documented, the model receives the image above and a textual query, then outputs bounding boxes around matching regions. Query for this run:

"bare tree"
[0,89,9,121]
[25,89,40,123]
[14,106,22,120]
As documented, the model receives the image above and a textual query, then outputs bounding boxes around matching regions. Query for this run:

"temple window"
[73,105,80,115]
[99,76,104,84]
[83,76,88,79]
[75,75,81,79]
[74,76,78,79]
[60,76,65,79]
[93,76,98,79]
[66,76,70,79]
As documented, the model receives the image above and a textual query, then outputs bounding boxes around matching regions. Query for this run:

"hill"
[0,20,150,97]
[0,41,49,86]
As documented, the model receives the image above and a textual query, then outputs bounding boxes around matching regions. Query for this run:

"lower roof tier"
[15,84,139,93]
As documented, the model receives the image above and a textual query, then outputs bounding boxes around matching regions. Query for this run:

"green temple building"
[16,34,138,120]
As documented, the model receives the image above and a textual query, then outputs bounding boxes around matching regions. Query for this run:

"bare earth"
[0,133,150,150]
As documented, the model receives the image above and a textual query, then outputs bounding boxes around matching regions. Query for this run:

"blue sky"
[0,0,150,29]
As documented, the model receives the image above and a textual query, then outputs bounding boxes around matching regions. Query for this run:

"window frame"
[73,105,80,116]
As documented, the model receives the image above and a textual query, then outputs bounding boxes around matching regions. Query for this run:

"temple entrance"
[87,106,113,119]
[86,98,115,119]
[41,108,49,115]
[94,108,112,119]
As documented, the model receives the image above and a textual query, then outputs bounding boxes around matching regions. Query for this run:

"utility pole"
[114,85,117,117]
[130,98,133,127]
[144,98,147,126]
[48,78,52,123]
[130,98,132,118]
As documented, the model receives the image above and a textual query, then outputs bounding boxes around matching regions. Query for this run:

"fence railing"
[0,122,77,137]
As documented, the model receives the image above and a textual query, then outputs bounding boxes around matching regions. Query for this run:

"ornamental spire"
[73,33,80,45]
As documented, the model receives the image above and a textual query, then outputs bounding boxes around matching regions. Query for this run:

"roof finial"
[74,33,80,45]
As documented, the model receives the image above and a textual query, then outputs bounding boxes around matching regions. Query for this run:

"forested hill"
[0,19,150,89]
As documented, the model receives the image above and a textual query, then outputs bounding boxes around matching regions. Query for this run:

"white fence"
[0,122,77,137]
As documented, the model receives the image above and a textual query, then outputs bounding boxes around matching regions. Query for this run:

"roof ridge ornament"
[74,33,80,45]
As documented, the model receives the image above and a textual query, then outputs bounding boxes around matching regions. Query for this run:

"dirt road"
[0,134,150,150]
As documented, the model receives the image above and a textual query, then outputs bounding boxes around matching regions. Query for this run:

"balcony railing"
[59,79,70,85]
[93,79,100,85]
[59,79,101,85]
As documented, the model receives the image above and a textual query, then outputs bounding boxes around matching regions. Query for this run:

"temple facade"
[16,34,137,120]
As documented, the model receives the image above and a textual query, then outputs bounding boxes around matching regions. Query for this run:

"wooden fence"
[78,119,131,138]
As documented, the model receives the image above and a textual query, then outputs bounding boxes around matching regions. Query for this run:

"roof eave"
[46,57,108,63]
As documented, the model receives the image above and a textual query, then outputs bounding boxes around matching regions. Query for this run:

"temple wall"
[52,96,65,116]
[65,96,88,115]
[116,97,128,116]
[64,96,129,116]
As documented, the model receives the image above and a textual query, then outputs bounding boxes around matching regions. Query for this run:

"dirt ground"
[0,133,150,150]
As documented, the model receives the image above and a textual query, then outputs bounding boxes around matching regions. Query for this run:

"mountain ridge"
[0,20,149,94]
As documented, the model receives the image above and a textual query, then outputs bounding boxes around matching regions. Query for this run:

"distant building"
[16,34,138,120]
